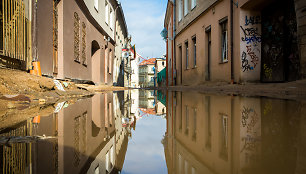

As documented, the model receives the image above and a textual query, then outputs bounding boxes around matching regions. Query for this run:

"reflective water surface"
[1,90,306,174]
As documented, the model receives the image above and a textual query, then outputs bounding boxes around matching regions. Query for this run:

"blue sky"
[121,115,167,174]
[120,0,168,59]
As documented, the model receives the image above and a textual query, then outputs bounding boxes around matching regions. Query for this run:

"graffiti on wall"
[240,26,261,45]
[241,45,260,72]
[245,15,261,26]
[241,15,261,73]
[240,106,261,164]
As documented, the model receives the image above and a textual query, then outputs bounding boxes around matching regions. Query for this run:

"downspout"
[230,0,234,83]
[166,32,169,87]
[171,4,174,86]
[173,0,176,86]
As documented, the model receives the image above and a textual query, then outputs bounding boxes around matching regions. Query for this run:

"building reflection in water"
[0,91,141,174]
[164,91,306,174]
[1,90,306,174]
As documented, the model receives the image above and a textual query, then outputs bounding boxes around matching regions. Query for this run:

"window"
[110,7,114,30]
[191,0,197,9]
[185,106,189,135]
[94,0,99,11]
[178,0,183,21]
[185,41,189,69]
[105,1,109,25]
[220,114,228,161]
[192,36,196,68]
[192,108,197,141]
[184,0,189,16]
[220,19,228,62]
[162,62,165,66]
[109,49,112,74]
[151,77,154,82]
[74,12,80,62]
[82,22,87,65]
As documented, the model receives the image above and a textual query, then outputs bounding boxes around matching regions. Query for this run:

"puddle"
[1,90,306,174]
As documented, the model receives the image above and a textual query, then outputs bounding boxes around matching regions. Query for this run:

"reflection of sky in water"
[121,115,167,174]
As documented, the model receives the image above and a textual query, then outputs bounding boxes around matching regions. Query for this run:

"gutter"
[230,0,234,83]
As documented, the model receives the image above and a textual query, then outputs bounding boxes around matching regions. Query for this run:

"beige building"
[0,0,129,86]
[113,4,128,86]
[155,58,166,87]
[139,58,156,88]
[164,0,306,85]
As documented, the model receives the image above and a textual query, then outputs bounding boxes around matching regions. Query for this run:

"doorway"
[261,0,299,82]
[91,40,101,84]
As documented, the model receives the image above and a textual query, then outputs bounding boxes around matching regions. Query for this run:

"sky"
[121,115,167,174]
[120,0,168,59]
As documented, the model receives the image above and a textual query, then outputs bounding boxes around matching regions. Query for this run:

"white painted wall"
[131,54,140,88]
[240,10,261,81]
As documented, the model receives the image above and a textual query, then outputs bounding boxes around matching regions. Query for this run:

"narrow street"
[1,0,306,174]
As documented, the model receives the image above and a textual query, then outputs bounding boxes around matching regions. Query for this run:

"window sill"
[74,60,80,64]
[191,5,196,11]
[192,66,197,69]
[219,60,228,64]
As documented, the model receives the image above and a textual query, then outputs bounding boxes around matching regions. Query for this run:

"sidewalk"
[76,84,128,92]
[167,80,306,101]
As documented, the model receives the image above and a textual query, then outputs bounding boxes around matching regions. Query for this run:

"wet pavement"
[1,90,306,174]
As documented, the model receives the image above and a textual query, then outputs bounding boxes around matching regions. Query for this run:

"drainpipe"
[230,0,234,83]
[173,0,176,86]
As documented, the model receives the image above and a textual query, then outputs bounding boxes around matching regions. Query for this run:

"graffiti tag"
[263,64,273,80]
[241,52,253,72]
[246,45,259,68]
[241,26,261,45]
[245,15,261,26]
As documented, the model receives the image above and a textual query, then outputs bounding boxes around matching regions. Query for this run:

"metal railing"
[0,0,32,69]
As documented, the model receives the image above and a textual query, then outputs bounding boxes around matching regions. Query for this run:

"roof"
[139,58,156,66]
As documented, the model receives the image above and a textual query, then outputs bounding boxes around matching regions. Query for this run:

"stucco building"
[0,0,129,86]
[113,4,128,86]
[164,0,306,85]
[139,58,156,88]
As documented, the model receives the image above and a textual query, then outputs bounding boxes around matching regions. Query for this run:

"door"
[261,0,299,82]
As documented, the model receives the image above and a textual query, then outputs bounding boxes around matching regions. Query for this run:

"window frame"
[185,41,189,70]
[94,0,99,11]
[192,35,197,68]
[105,1,109,25]
[178,0,183,21]
[219,17,228,63]
[184,0,189,16]
[191,0,197,10]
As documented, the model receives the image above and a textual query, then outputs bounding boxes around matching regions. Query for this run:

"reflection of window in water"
[205,96,211,151]
[106,146,114,174]
[185,106,189,135]
[178,154,183,173]
[179,107,183,132]
[74,112,87,166]
[192,108,197,141]
[184,160,189,174]
[220,114,228,161]
[95,165,99,174]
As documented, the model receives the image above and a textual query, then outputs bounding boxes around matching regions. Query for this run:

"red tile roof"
[139,58,156,66]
